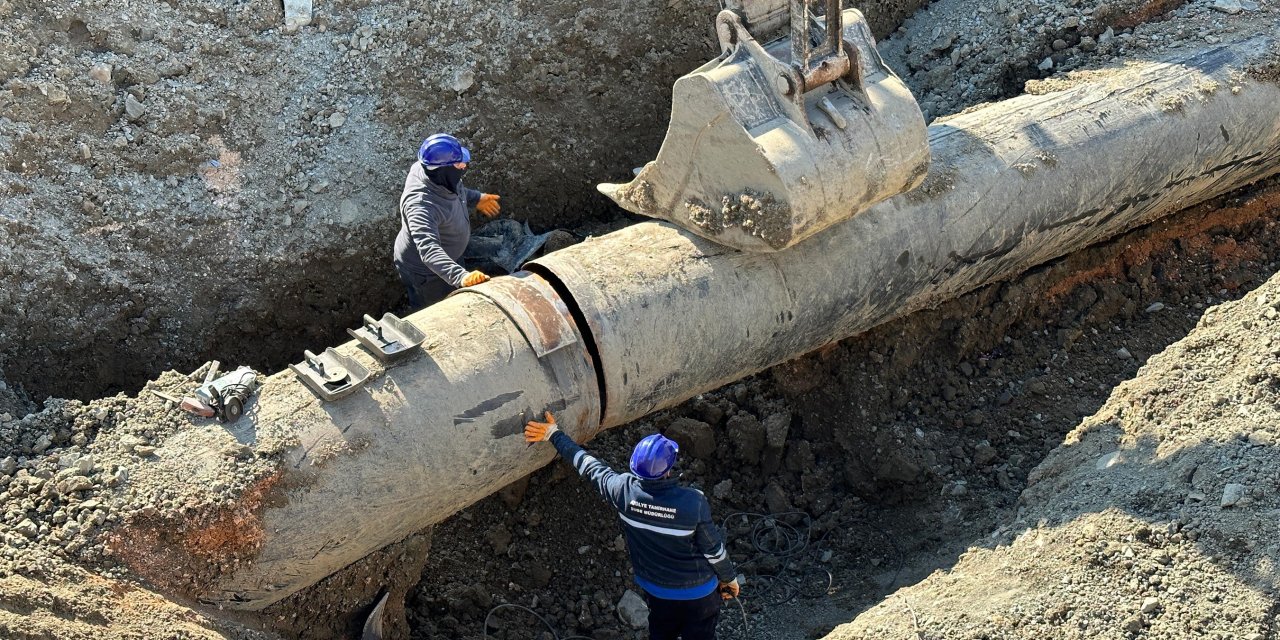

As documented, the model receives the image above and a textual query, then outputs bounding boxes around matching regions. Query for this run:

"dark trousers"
[395,264,454,310]
[645,590,721,640]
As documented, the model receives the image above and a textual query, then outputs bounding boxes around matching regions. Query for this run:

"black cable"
[478,510,907,639]
[724,510,906,612]
[731,595,749,632]
[481,603,592,640]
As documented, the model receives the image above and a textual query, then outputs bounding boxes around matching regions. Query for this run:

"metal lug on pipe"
[346,313,426,363]
[290,348,369,401]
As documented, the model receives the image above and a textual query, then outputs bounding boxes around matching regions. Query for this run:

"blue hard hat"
[630,434,679,480]
[418,133,471,169]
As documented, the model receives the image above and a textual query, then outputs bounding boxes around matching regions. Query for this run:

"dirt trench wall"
[827,249,1280,640]
[0,0,929,404]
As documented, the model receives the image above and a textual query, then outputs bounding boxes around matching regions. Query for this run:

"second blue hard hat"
[630,434,679,480]
[418,133,471,169]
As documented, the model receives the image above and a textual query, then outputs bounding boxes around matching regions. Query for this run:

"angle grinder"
[195,366,259,423]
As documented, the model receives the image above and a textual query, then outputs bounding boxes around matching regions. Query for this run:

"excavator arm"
[597,0,931,251]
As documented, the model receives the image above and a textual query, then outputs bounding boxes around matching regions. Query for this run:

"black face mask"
[426,165,466,194]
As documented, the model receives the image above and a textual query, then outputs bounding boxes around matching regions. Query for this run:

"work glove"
[477,193,501,218]
[461,270,490,287]
[524,411,559,443]
[719,578,740,600]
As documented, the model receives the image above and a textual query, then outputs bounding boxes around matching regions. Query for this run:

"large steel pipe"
[531,36,1280,426]
[118,37,1280,611]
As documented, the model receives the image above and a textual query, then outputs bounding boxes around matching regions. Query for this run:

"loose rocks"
[727,413,766,464]
[665,418,716,459]
[124,95,146,120]
[1141,596,1161,614]
[88,62,112,84]
[616,590,648,629]
[1220,482,1247,507]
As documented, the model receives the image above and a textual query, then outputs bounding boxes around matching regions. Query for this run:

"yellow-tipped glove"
[477,193,501,218]
[719,578,740,600]
[461,271,490,287]
[524,411,559,443]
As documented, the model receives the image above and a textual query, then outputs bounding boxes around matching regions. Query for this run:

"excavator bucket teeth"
[598,8,930,252]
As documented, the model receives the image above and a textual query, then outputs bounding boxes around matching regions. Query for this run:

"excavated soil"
[880,0,1280,120]
[3,0,1280,639]
[0,0,711,402]
[0,0,933,405]
[829,236,1280,640]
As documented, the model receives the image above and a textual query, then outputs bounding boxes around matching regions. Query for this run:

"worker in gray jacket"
[393,133,502,308]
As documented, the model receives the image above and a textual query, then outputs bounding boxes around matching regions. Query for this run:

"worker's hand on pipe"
[461,271,490,287]
[477,193,501,218]
[719,578,740,600]
[524,411,559,443]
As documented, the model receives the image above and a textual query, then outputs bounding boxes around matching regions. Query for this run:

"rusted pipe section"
[122,37,1280,612]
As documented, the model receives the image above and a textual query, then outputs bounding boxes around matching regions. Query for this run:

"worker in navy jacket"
[526,412,739,640]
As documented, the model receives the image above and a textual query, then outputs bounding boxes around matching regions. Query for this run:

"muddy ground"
[2,0,1280,639]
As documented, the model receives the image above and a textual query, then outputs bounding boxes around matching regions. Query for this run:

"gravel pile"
[0,370,280,638]
[878,0,1280,120]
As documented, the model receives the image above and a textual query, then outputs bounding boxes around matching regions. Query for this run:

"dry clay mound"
[829,268,1280,638]
[0,0,933,404]
[0,566,273,640]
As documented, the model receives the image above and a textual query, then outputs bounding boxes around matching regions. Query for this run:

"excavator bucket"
[598,1,930,252]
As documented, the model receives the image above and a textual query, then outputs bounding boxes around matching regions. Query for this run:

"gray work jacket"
[393,162,481,288]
